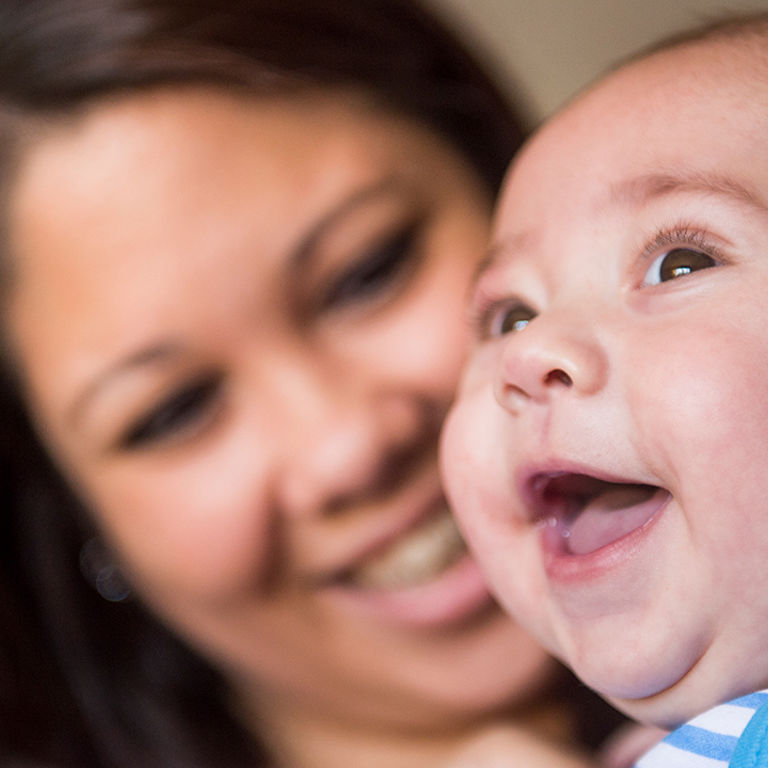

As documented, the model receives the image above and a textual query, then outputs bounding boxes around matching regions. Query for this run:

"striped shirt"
[635,690,768,768]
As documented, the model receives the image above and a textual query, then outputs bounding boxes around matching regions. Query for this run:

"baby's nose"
[493,313,607,414]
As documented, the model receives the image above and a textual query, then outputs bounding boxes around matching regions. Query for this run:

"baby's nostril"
[544,369,572,387]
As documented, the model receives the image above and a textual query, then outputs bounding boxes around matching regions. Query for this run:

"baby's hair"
[632,10,768,62]
[553,11,768,124]
[556,9,768,117]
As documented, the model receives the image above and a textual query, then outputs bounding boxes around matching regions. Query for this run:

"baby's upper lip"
[517,461,658,523]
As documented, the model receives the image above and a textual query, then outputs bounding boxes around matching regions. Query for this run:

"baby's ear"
[443,724,594,768]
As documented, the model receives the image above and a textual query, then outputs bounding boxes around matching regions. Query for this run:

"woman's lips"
[323,507,493,627]
[528,473,671,557]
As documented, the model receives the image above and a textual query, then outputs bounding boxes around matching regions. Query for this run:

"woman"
[0,0,623,765]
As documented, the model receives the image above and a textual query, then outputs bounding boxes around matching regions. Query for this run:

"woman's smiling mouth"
[527,473,671,557]
[323,505,494,627]
[346,507,467,589]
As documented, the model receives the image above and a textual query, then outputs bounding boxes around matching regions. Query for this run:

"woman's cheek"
[82,433,276,600]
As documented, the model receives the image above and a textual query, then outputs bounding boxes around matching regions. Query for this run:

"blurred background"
[427,0,768,122]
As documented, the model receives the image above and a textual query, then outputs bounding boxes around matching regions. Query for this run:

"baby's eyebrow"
[468,231,532,298]
[606,171,768,215]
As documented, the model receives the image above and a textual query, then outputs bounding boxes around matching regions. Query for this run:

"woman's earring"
[79,537,132,602]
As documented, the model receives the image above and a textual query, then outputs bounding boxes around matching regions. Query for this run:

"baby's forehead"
[491,34,768,254]
[589,36,765,119]
[507,35,768,195]
[614,30,768,123]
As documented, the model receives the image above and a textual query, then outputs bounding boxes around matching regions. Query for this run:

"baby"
[440,13,768,768]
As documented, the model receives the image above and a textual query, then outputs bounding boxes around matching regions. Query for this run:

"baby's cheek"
[440,401,483,516]
[442,402,546,630]
[631,324,768,466]
[682,338,768,470]
[635,325,768,600]
[442,399,508,548]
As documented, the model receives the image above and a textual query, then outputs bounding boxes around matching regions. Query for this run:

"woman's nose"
[275,375,428,519]
[493,311,607,414]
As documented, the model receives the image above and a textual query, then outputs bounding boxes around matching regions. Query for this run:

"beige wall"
[426,0,768,122]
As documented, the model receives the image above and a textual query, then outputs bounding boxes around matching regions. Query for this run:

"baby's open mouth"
[529,473,670,556]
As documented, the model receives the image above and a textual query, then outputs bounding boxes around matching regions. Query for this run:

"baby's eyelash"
[467,286,529,339]
[467,284,499,335]
[640,223,724,264]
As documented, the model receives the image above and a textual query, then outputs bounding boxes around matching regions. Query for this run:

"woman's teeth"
[349,510,466,589]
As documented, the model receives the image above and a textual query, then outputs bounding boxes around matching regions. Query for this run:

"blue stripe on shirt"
[663,725,738,761]
[730,693,768,710]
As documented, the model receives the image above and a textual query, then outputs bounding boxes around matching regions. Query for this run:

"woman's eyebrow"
[606,170,768,215]
[67,178,410,429]
[68,342,184,428]
[289,175,406,269]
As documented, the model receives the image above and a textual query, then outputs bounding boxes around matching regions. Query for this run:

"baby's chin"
[606,687,706,730]
[559,644,720,730]
[602,670,767,731]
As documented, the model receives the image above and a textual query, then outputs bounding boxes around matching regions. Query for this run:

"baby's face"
[441,38,768,727]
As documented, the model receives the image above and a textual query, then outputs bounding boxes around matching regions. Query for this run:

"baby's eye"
[482,300,537,337]
[642,247,717,286]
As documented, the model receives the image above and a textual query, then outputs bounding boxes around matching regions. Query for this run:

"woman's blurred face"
[6,89,551,733]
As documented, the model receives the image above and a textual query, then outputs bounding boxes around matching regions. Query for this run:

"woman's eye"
[119,375,221,450]
[320,218,421,311]
[643,247,718,286]
[484,300,537,337]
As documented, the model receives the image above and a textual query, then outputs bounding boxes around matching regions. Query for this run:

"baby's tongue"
[564,483,662,556]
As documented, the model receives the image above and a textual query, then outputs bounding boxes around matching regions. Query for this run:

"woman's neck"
[237,688,591,768]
